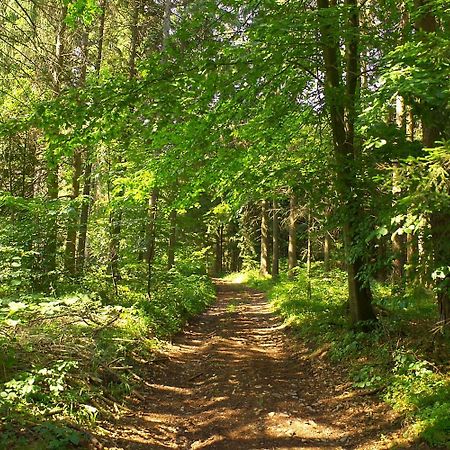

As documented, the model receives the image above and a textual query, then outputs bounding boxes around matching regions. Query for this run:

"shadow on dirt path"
[100,280,410,450]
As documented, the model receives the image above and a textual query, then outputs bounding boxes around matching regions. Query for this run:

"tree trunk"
[65,30,88,276]
[76,160,92,274]
[162,0,171,53]
[391,90,406,284]
[64,149,81,275]
[109,0,141,285]
[75,1,106,275]
[95,0,107,76]
[406,232,418,282]
[391,163,406,286]
[228,220,240,273]
[406,107,415,141]
[272,199,280,279]
[146,189,158,296]
[260,200,270,276]
[288,193,298,277]
[324,232,331,272]
[323,208,332,272]
[42,4,67,287]
[214,225,223,276]
[431,213,450,325]
[307,204,312,301]
[146,0,171,289]
[415,0,449,325]
[167,209,177,270]
[405,102,417,282]
[318,0,376,324]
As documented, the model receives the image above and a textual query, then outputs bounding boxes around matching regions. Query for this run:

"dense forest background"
[0,0,449,448]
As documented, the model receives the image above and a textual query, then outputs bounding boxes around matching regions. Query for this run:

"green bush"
[138,271,215,337]
[0,267,215,448]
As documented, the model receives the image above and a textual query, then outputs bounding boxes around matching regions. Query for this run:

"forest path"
[101,280,404,450]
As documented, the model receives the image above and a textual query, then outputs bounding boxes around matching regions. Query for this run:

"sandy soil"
[99,280,422,450]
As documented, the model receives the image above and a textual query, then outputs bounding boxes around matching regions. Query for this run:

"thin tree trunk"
[391,58,406,284]
[128,0,140,79]
[406,107,415,141]
[260,200,270,276]
[76,161,92,273]
[167,209,177,270]
[318,0,376,324]
[405,102,417,282]
[109,0,141,283]
[324,231,331,272]
[323,208,332,272]
[228,220,240,273]
[95,0,107,76]
[392,161,406,286]
[272,199,280,279]
[307,203,312,301]
[288,193,298,277]
[215,225,224,276]
[65,30,88,275]
[146,0,171,291]
[146,189,158,296]
[406,232,418,282]
[43,4,67,286]
[64,149,82,274]
[76,1,106,274]
[162,0,171,53]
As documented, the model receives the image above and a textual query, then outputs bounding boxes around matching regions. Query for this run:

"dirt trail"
[102,280,405,450]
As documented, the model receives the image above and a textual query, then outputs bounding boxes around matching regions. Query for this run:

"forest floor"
[99,280,426,450]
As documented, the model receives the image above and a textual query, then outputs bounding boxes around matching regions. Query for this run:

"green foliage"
[0,269,215,447]
[224,269,274,291]
[239,264,449,447]
[1,0,449,446]
[386,351,450,447]
[138,271,215,337]
[0,360,82,416]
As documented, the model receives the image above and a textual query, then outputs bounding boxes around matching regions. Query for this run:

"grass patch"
[224,269,274,291]
[233,263,450,448]
[0,270,215,448]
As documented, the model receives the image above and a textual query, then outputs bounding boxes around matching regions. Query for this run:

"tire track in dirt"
[101,280,407,450]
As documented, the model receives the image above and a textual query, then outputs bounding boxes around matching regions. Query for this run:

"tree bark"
[76,1,106,275]
[323,208,332,272]
[392,161,406,285]
[260,200,270,276]
[95,0,107,76]
[272,199,280,279]
[76,160,92,274]
[414,0,449,325]
[324,231,331,273]
[288,193,298,277]
[167,209,177,270]
[307,203,312,301]
[214,225,223,276]
[65,30,88,275]
[146,0,171,290]
[64,149,82,275]
[43,4,67,286]
[146,189,158,296]
[318,0,376,324]
[391,24,407,283]
[406,232,418,282]
[109,0,141,284]
[228,220,240,273]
